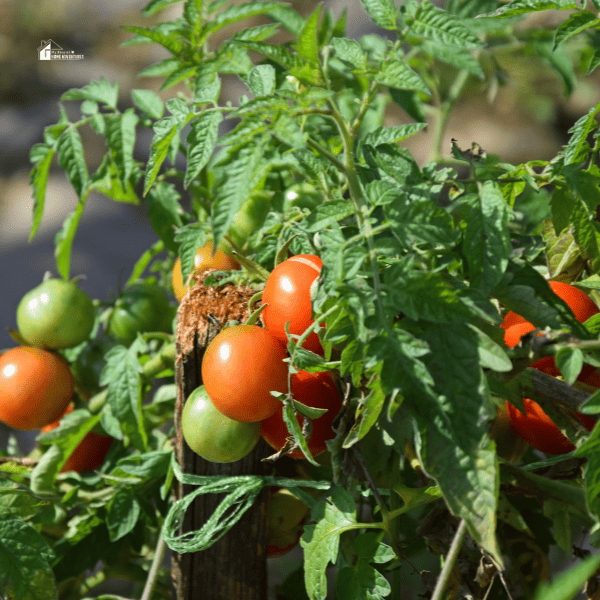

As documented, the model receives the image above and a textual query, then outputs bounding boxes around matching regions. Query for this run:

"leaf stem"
[430,519,468,600]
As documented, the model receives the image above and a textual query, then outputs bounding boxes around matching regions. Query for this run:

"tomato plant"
[16,278,95,349]
[172,241,240,301]
[262,255,324,355]
[261,369,342,459]
[181,385,261,463]
[0,346,73,430]
[10,0,600,597]
[201,324,288,422]
[41,404,113,473]
[106,283,173,344]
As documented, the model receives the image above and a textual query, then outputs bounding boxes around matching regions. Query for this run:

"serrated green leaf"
[554,10,600,50]
[132,89,164,119]
[343,385,385,448]
[478,0,578,18]
[142,0,185,16]
[360,0,398,30]
[122,25,184,56]
[419,40,485,78]
[296,4,322,64]
[184,110,223,188]
[56,126,88,198]
[375,60,431,96]
[564,103,600,165]
[106,489,141,542]
[160,64,198,91]
[54,197,86,280]
[144,116,179,196]
[389,88,426,122]
[556,346,584,385]
[331,37,366,70]
[532,40,576,96]
[587,47,600,74]
[61,77,119,109]
[362,123,427,148]
[463,181,512,294]
[233,40,296,70]
[211,143,264,249]
[303,200,355,233]
[139,58,180,78]
[571,203,600,274]
[174,223,207,282]
[267,5,306,35]
[0,516,57,600]
[385,195,458,249]
[471,324,513,372]
[212,1,287,30]
[231,23,281,41]
[301,488,358,600]
[102,346,148,452]
[247,64,276,97]
[336,562,391,600]
[146,181,183,253]
[28,145,55,242]
[105,109,139,193]
[409,1,481,48]
[382,270,476,322]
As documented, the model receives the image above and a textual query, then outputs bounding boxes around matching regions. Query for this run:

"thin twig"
[430,519,468,600]
[140,533,168,600]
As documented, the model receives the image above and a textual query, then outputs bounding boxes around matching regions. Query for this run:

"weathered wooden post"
[171,272,270,599]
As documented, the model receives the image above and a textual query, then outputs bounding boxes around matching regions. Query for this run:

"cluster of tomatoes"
[0,277,175,472]
[501,280,599,455]
[181,253,342,465]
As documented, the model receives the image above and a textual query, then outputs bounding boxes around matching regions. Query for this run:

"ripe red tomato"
[181,385,261,462]
[0,347,73,430]
[260,369,342,459]
[262,254,324,355]
[17,278,95,349]
[505,357,598,454]
[502,280,600,348]
[502,281,599,454]
[172,242,240,301]
[201,325,288,422]
[506,398,596,455]
[41,404,112,473]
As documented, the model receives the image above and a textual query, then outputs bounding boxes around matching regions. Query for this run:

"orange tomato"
[0,347,73,430]
[172,242,240,301]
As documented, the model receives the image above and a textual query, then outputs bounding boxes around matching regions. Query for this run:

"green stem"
[430,519,468,600]
[141,533,168,600]
[328,108,389,332]
[430,68,472,163]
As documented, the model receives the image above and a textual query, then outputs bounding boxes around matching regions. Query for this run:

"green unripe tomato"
[17,278,95,349]
[107,283,172,345]
[181,385,261,463]
[228,190,271,248]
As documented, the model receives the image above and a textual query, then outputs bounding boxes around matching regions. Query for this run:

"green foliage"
[5,0,600,598]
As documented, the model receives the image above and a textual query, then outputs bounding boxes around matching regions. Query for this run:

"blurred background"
[1,0,600,597]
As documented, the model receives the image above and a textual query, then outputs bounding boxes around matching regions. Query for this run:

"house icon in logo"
[38,39,62,60]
